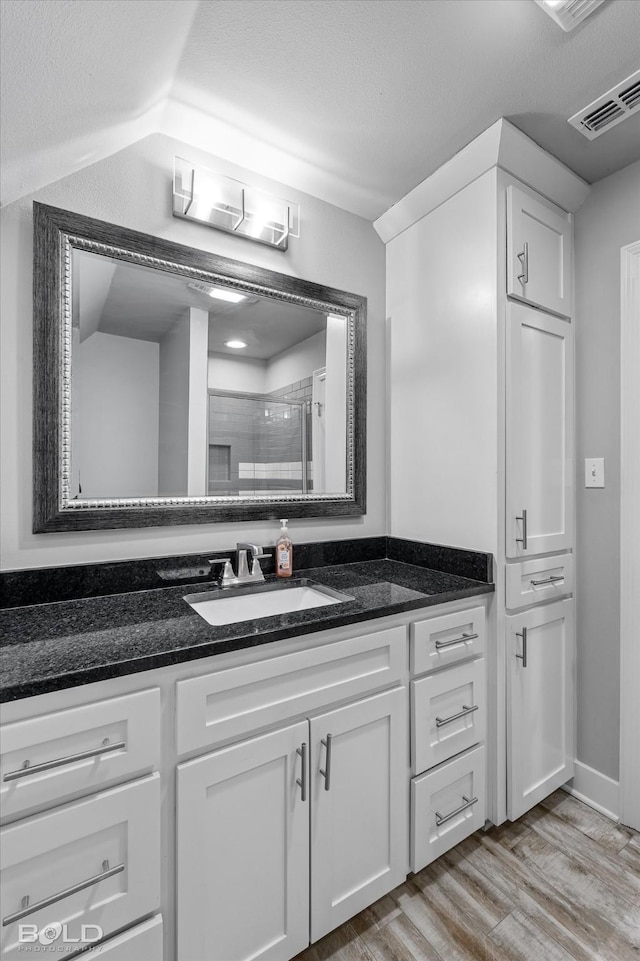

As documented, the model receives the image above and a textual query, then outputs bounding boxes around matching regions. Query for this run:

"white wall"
[158,315,190,496]
[208,354,267,394]
[264,330,326,393]
[323,317,347,493]
[158,307,209,498]
[77,331,159,498]
[186,308,209,497]
[0,132,385,569]
[574,159,640,782]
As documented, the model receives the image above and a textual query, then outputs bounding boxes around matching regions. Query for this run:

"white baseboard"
[562,760,620,822]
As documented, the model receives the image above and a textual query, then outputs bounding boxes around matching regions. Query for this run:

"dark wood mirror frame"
[33,202,366,532]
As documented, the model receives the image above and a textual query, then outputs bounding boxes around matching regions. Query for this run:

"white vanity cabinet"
[175,626,409,960]
[409,606,487,872]
[1,597,492,961]
[0,688,161,823]
[0,690,162,959]
[1,776,160,960]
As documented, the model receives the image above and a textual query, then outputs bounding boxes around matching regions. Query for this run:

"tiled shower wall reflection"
[208,379,312,495]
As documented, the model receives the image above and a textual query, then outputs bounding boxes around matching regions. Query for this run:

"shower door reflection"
[208,390,310,496]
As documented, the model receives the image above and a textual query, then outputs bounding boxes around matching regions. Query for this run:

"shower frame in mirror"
[32,202,366,532]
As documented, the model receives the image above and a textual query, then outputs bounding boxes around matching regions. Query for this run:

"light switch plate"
[585,457,605,488]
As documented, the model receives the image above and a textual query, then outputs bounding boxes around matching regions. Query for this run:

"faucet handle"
[208,558,235,586]
[250,553,269,581]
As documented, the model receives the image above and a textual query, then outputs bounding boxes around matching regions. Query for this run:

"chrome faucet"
[236,543,269,583]
[209,544,269,588]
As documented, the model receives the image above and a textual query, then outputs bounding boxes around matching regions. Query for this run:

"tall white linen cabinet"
[375,119,590,825]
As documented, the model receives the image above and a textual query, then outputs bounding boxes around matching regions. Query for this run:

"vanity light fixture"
[173,157,299,251]
[225,339,248,349]
[534,0,604,31]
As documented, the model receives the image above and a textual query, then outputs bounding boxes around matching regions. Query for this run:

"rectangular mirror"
[33,203,366,531]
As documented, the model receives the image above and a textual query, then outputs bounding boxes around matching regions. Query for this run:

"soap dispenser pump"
[276,519,293,578]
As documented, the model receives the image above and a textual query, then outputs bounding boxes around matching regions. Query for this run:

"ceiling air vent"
[534,0,604,32]
[569,71,640,140]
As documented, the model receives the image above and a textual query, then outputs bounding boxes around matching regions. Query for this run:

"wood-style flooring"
[294,790,640,961]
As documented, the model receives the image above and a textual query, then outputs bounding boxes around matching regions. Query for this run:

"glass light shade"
[173,157,299,251]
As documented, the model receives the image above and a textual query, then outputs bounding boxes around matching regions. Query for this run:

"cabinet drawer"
[176,625,406,755]
[410,607,485,675]
[506,554,574,610]
[0,775,160,959]
[81,915,163,960]
[411,658,485,774]
[411,745,486,872]
[0,688,160,823]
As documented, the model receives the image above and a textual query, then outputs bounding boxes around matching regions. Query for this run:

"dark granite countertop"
[0,558,493,702]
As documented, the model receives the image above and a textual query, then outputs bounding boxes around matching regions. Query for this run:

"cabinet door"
[309,687,407,943]
[177,721,309,961]
[506,303,573,558]
[507,600,574,820]
[507,185,572,317]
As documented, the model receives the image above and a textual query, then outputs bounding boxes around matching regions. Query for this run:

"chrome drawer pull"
[530,575,564,587]
[516,626,528,668]
[2,860,125,926]
[319,734,332,791]
[3,739,126,782]
[435,704,479,728]
[296,742,307,802]
[515,508,528,550]
[517,241,529,285]
[434,632,478,650]
[435,794,478,827]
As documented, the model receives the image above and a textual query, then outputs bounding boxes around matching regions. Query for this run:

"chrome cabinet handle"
[516,626,528,668]
[2,860,125,927]
[296,742,307,802]
[435,794,478,827]
[435,632,478,650]
[517,241,529,285]
[435,704,479,728]
[530,575,564,587]
[516,509,528,550]
[3,739,126,782]
[319,734,332,791]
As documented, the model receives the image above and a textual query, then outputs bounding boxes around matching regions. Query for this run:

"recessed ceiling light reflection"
[225,339,247,349]
[187,281,246,303]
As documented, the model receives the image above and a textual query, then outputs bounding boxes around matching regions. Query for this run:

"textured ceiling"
[2,0,639,218]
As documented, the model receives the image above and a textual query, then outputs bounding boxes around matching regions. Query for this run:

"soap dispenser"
[276,519,293,578]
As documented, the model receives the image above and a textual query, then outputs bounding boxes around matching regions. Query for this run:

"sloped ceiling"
[2,0,639,219]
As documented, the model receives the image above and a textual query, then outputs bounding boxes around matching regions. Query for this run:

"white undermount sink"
[184,580,354,627]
